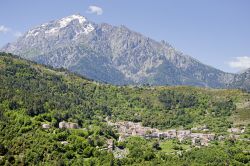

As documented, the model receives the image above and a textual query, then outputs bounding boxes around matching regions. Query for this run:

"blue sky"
[0,0,250,73]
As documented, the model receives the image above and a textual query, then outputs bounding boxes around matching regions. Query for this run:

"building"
[42,124,51,129]
[107,139,114,151]
[227,128,241,133]
[59,121,79,129]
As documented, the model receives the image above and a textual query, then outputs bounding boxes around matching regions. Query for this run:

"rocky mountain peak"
[60,14,87,24]
[24,14,93,39]
[1,15,249,90]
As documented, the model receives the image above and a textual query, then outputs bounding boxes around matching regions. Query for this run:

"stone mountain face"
[1,14,246,88]
[229,68,250,91]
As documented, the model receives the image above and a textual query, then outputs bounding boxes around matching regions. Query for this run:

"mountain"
[0,14,241,88]
[229,68,250,91]
[0,52,249,165]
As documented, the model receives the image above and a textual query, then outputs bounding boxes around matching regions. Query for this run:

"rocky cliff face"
[229,69,250,91]
[1,14,240,88]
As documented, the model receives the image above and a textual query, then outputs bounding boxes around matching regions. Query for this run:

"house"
[218,135,225,141]
[241,127,246,134]
[191,133,203,138]
[191,125,208,131]
[177,130,191,140]
[135,128,146,136]
[162,130,177,139]
[42,124,51,129]
[191,127,198,131]
[59,121,67,128]
[203,129,209,132]
[60,141,69,145]
[206,134,215,140]
[107,139,114,151]
[131,129,137,136]
[200,139,209,146]
[68,123,79,129]
[227,128,241,133]
[192,137,201,146]
[230,134,240,139]
[59,121,79,129]
[168,129,177,136]
[118,135,126,142]
[147,132,159,138]
[199,134,215,141]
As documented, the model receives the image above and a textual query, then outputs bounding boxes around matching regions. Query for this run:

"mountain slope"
[0,53,249,165]
[1,14,236,87]
[229,68,250,91]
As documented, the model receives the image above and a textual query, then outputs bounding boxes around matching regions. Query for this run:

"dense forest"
[0,52,249,165]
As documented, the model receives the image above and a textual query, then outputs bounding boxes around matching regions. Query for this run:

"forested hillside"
[0,52,249,165]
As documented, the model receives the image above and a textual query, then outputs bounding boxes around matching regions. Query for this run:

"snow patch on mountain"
[59,14,86,27]
[83,24,94,34]
[25,14,94,37]
[26,30,40,37]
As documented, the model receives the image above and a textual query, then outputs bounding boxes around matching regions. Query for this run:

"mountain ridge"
[1,14,249,90]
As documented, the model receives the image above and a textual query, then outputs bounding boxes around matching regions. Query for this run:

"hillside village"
[41,119,247,149]
[107,119,246,147]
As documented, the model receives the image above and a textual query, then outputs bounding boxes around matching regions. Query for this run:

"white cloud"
[87,5,103,15]
[228,56,250,70]
[0,25,10,33]
[0,25,22,38]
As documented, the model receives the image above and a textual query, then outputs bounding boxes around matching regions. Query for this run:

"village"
[107,120,246,147]
[41,119,247,152]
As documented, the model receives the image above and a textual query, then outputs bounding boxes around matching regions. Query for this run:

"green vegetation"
[160,140,190,153]
[0,52,249,165]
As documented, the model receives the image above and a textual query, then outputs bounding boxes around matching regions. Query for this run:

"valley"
[0,53,249,165]
[1,1,250,165]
